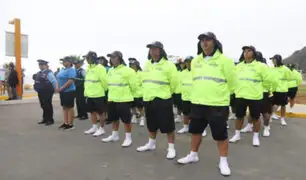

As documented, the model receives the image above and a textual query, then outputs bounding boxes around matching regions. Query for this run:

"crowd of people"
[32,32,303,176]
[0,63,19,100]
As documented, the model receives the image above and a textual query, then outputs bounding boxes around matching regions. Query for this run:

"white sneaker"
[84,126,97,135]
[177,153,199,164]
[252,135,260,147]
[263,127,270,137]
[177,126,189,134]
[281,118,287,126]
[241,123,253,133]
[166,148,176,159]
[93,127,105,137]
[121,138,132,147]
[229,134,241,143]
[202,130,207,137]
[228,114,236,120]
[227,124,230,129]
[131,115,137,124]
[139,117,145,127]
[219,162,231,176]
[136,143,156,152]
[272,114,280,120]
[268,125,271,130]
[101,135,119,143]
[175,115,183,123]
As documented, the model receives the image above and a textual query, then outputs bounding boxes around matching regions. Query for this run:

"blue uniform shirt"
[46,70,57,89]
[56,67,76,92]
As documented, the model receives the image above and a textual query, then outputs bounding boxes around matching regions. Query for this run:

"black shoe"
[45,121,54,126]
[79,116,88,120]
[63,124,75,130]
[105,119,112,125]
[38,120,46,125]
[58,123,68,129]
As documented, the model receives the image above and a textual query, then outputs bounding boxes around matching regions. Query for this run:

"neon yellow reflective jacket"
[84,64,107,98]
[142,58,178,101]
[107,64,137,102]
[288,69,302,88]
[235,60,278,100]
[273,65,291,92]
[133,70,143,98]
[191,50,236,106]
[180,69,192,101]
[174,70,182,94]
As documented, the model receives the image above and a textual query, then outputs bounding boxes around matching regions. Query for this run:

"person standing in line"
[176,56,195,134]
[287,64,302,113]
[173,58,183,123]
[56,56,77,130]
[129,58,146,127]
[229,46,277,146]
[73,59,88,120]
[136,41,178,159]
[177,32,234,176]
[101,51,137,147]
[34,60,57,125]
[270,54,291,126]
[8,63,18,100]
[83,51,108,137]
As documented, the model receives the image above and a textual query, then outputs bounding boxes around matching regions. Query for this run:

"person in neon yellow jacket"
[270,54,291,126]
[177,32,234,176]
[287,64,302,113]
[101,51,137,148]
[136,41,178,160]
[229,46,278,146]
[83,51,108,137]
[240,51,276,137]
[173,58,183,123]
[128,58,145,127]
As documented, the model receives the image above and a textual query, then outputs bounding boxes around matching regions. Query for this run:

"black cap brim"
[198,33,216,40]
[242,46,256,52]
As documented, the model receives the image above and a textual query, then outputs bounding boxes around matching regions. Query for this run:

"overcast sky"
[1,0,306,83]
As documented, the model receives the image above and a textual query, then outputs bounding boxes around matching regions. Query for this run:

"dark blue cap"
[60,56,73,63]
[37,59,49,65]
[270,54,282,61]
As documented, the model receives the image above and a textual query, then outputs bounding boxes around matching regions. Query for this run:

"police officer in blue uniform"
[33,60,57,126]
[73,59,88,120]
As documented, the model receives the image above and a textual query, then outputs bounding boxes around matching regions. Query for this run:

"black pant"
[76,86,87,117]
[38,90,54,122]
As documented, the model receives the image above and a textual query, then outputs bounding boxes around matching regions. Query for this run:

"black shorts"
[273,92,288,106]
[262,92,272,114]
[287,87,298,99]
[108,102,132,124]
[132,98,144,108]
[172,94,182,111]
[87,97,107,114]
[145,98,175,134]
[182,101,191,116]
[235,98,262,120]
[60,91,75,108]
[189,104,228,141]
[230,94,236,108]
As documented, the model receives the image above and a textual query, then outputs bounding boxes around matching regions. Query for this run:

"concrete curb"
[0,93,37,100]
[276,112,306,118]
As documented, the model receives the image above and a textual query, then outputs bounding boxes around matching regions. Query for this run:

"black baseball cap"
[107,51,123,58]
[270,54,282,61]
[146,41,164,49]
[242,45,256,52]
[198,32,217,41]
[83,51,98,59]
[37,59,49,65]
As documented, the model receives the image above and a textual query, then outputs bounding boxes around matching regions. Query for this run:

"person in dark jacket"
[73,59,88,120]
[33,60,57,125]
[8,63,18,100]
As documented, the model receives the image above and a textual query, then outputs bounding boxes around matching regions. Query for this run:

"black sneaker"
[79,116,88,120]
[45,121,54,126]
[63,124,75,130]
[58,123,68,129]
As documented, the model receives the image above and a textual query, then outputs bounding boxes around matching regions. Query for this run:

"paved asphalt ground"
[0,102,305,180]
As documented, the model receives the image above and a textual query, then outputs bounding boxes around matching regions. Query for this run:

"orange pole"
[14,18,22,98]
